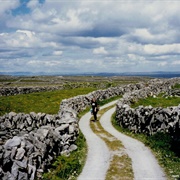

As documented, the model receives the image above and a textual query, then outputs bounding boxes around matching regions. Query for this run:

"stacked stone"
[0,112,59,141]
[165,89,180,97]
[116,104,180,135]
[0,86,64,96]
[59,82,146,113]
[0,109,78,179]
[59,78,180,114]
[115,78,180,136]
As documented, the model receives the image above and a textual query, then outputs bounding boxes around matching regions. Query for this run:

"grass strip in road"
[90,106,134,180]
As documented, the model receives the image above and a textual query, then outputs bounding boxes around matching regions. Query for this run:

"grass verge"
[173,83,180,89]
[43,131,87,180]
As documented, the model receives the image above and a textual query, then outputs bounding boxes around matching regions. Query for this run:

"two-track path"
[78,101,166,180]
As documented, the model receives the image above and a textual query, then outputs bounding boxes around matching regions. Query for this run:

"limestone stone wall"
[0,109,78,179]
[115,78,180,137]
[59,82,145,113]
[116,103,180,136]
[0,86,64,96]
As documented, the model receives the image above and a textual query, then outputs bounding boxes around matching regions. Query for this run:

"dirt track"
[78,101,166,180]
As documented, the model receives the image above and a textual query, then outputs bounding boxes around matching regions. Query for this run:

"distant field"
[0,75,150,87]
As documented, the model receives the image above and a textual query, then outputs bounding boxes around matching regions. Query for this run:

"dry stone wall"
[116,104,180,135]
[165,89,180,97]
[59,82,145,113]
[0,86,64,96]
[115,78,180,137]
[0,83,112,97]
[0,110,79,179]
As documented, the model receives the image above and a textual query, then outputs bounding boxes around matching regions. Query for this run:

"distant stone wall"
[59,83,145,113]
[165,89,180,97]
[0,86,64,96]
[59,78,179,113]
[0,83,113,96]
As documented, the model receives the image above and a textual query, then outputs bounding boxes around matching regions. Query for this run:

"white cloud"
[3,30,39,48]
[144,44,180,55]
[27,0,40,9]
[0,0,180,74]
[53,51,63,56]
[133,29,154,40]
[17,30,35,38]
[93,47,108,55]
[172,60,180,65]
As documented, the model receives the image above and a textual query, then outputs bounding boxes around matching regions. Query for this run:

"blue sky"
[0,0,180,74]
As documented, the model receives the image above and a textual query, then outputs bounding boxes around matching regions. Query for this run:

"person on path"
[91,98,99,121]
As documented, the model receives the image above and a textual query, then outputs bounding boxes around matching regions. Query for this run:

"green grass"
[0,87,96,116]
[97,95,122,106]
[131,94,180,108]
[173,83,180,89]
[131,83,180,109]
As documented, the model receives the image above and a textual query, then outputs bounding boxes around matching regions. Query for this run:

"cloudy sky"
[0,0,180,74]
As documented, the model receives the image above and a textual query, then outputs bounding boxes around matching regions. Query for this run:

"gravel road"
[78,101,166,180]
[78,112,110,180]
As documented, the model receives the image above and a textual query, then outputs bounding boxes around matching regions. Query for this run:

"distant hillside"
[0,71,180,78]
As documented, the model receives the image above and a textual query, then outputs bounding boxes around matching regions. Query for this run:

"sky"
[0,0,180,75]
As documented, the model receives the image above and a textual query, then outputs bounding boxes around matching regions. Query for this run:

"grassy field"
[0,87,97,116]
[0,75,150,116]
[131,83,180,108]
[131,94,180,108]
